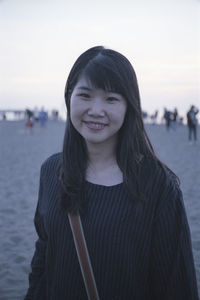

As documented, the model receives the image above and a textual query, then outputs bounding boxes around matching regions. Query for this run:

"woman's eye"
[107,97,119,102]
[78,93,90,99]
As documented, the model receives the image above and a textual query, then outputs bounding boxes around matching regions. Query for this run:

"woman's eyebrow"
[77,86,92,91]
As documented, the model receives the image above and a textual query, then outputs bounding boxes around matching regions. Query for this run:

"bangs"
[80,58,125,96]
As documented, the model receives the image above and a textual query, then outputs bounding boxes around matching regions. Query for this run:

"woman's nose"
[87,99,105,117]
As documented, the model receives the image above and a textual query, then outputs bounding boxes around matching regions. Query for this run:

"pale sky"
[0,0,200,118]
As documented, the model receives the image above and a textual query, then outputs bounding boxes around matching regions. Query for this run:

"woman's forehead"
[74,77,122,96]
[74,74,121,94]
[75,76,92,89]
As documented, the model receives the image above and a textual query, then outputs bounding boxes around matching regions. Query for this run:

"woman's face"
[70,76,127,147]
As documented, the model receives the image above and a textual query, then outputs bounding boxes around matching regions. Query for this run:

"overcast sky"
[0,0,199,118]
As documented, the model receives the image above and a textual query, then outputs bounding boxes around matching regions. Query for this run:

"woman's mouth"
[84,121,107,130]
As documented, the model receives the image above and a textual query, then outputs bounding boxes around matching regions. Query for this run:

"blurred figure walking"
[171,108,178,130]
[163,108,172,131]
[150,110,158,125]
[187,105,199,143]
[25,108,34,133]
[39,107,48,127]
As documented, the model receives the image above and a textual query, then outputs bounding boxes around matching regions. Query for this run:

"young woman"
[25,46,198,300]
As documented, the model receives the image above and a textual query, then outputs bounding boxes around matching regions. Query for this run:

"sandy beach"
[0,120,199,299]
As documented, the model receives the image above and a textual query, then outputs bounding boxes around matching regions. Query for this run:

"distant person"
[24,46,198,300]
[187,105,199,143]
[171,108,178,130]
[25,109,34,133]
[142,110,148,123]
[52,109,59,121]
[25,109,33,121]
[142,110,148,122]
[150,110,158,125]
[163,108,172,130]
[179,116,184,126]
[39,107,48,127]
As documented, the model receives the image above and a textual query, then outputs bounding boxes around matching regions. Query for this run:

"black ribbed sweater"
[25,153,198,300]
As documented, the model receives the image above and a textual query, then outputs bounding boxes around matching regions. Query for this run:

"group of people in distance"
[143,108,183,128]
[25,107,48,129]
[25,107,60,131]
[163,106,199,142]
[163,107,179,130]
[142,106,199,143]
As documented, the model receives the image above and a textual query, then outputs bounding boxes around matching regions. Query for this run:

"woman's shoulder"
[140,155,178,183]
[141,156,183,218]
[40,152,62,177]
[139,155,180,200]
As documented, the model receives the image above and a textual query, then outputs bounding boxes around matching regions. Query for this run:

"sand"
[0,120,199,299]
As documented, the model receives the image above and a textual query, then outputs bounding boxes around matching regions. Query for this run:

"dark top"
[187,110,199,127]
[24,153,198,300]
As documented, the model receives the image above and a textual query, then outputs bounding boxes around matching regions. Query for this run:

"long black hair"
[58,46,177,213]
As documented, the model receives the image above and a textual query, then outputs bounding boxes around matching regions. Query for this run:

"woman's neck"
[85,140,123,186]
[86,138,117,167]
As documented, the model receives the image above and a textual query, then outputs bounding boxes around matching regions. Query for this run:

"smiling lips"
[83,121,107,130]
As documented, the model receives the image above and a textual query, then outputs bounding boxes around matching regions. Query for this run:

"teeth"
[86,122,105,129]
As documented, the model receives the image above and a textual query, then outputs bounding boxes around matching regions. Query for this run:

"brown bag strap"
[68,213,100,300]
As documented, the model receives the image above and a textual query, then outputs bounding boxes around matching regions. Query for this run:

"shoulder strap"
[68,213,100,300]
